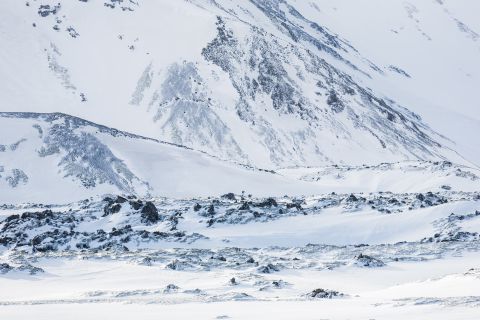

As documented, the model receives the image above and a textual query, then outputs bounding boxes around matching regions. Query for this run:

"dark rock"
[207,204,215,215]
[165,260,182,270]
[0,237,14,246]
[17,263,44,275]
[0,263,13,274]
[221,193,236,200]
[286,202,302,210]
[164,284,179,293]
[238,202,250,210]
[139,257,152,266]
[258,263,279,273]
[346,194,358,202]
[310,288,343,299]
[129,200,143,210]
[4,214,19,224]
[256,198,278,208]
[141,202,159,224]
[21,210,54,220]
[354,253,385,267]
[110,225,132,237]
[326,90,345,113]
[31,235,43,246]
[38,4,61,17]
[115,196,128,204]
[103,203,121,216]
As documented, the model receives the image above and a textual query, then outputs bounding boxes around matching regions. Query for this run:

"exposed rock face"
[194,2,447,167]
[141,201,159,224]
[258,263,280,274]
[354,254,386,267]
[309,288,344,299]
[0,112,154,199]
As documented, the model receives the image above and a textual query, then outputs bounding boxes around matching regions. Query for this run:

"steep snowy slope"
[289,0,480,166]
[0,0,477,168]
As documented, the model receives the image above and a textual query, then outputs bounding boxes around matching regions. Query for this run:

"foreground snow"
[1,250,479,319]
[1,190,479,318]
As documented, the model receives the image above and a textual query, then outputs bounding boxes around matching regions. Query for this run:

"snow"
[1,252,479,319]
[291,0,480,166]
[195,200,480,247]
[0,1,479,319]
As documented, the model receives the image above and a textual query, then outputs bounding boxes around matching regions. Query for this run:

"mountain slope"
[0,112,335,203]
[0,0,477,168]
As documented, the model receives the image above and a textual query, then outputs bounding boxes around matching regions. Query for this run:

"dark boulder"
[258,263,279,273]
[256,198,278,208]
[21,210,54,220]
[310,288,343,299]
[286,202,302,210]
[238,202,250,210]
[416,193,425,201]
[141,202,159,224]
[129,200,143,210]
[103,203,121,216]
[0,263,13,274]
[115,196,128,204]
[207,204,215,215]
[346,194,358,202]
[354,253,385,267]
[221,193,236,201]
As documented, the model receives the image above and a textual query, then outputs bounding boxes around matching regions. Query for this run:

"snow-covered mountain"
[1,1,479,319]
[1,0,478,169]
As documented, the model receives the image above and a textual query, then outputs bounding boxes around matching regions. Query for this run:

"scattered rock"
[164,284,179,293]
[255,198,278,208]
[38,4,61,17]
[0,263,13,274]
[221,193,236,201]
[309,288,344,299]
[354,253,385,267]
[258,263,279,273]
